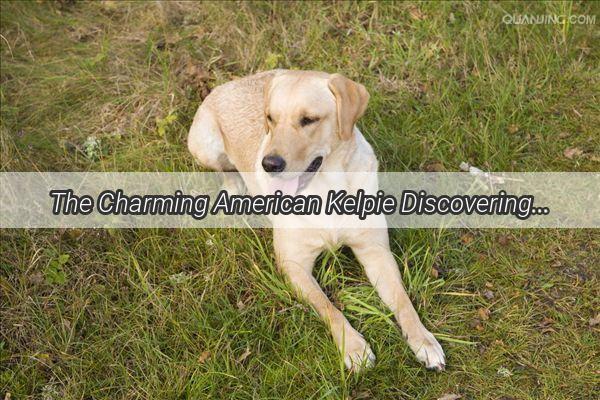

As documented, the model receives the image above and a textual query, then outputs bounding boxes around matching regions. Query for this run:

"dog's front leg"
[349,230,446,371]
[274,229,375,371]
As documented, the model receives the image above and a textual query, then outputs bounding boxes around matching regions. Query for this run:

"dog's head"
[262,71,369,177]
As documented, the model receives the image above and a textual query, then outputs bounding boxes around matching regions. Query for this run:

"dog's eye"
[266,114,273,123]
[300,116,319,127]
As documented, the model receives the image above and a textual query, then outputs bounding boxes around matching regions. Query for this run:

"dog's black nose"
[262,154,286,173]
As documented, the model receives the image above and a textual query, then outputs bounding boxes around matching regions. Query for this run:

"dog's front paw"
[409,329,445,371]
[343,334,376,372]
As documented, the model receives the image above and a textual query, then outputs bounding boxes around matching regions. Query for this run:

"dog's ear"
[327,73,370,140]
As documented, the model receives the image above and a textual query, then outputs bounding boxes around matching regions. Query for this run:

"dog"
[187,70,445,372]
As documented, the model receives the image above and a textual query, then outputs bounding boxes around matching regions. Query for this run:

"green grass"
[1,1,599,399]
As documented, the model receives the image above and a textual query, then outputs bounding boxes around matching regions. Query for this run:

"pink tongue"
[270,176,300,196]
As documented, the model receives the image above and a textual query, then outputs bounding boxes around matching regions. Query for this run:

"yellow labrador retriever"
[187,70,445,371]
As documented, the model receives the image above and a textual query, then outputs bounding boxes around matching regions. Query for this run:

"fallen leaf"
[424,161,445,172]
[538,317,556,333]
[430,265,440,278]
[237,347,251,363]
[558,132,571,139]
[497,366,513,377]
[508,124,519,134]
[498,235,511,246]
[483,289,495,300]
[438,394,462,400]
[182,58,212,100]
[198,350,211,364]
[63,228,84,241]
[470,319,484,331]
[460,233,474,245]
[564,147,583,159]
[589,313,600,327]
[477,308,491,321]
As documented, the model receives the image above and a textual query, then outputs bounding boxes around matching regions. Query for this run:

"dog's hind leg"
[188,105,230,171]
[188,105,245,194]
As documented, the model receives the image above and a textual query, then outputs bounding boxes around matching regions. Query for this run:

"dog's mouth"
[298,156,323,191]
[305,156,323,173]
[268,156,323,195]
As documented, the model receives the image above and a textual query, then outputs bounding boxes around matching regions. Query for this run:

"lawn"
[1,1,599,399]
